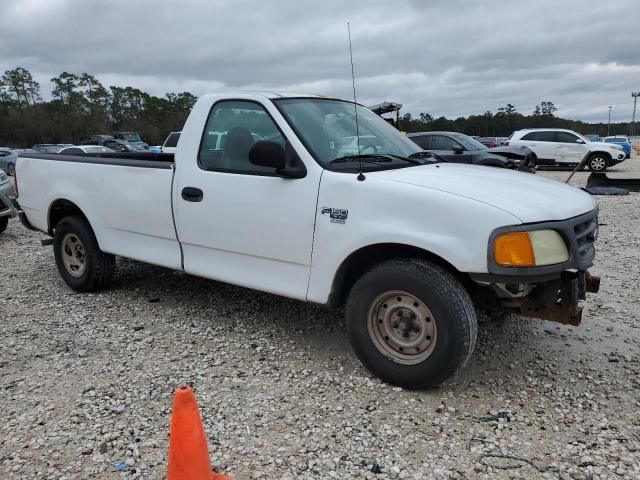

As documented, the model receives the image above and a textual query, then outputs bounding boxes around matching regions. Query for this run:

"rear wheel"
[0,217,8,233]
[346,259,477,388]
[53,215,115,292]
[587,154,608,172]
[7,163,15,176]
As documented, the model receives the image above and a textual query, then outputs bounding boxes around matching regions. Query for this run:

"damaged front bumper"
[497,270,600,326]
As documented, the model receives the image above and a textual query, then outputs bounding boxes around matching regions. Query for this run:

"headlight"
[494,230,569,267]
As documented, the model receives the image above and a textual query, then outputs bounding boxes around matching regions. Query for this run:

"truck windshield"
[274,98,423,169]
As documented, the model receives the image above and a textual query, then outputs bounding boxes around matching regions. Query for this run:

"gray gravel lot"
[1,161,639,479]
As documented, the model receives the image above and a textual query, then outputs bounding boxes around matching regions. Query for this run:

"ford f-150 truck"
[15,93,600,388]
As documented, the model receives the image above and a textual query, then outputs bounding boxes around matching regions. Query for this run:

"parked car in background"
[497,137,508,146]
[506,128,627,172]
[161,131,181,154]
[407,131,535,171]
[81,135,115,146]
[113,131,149,150]
[58,146,116,155]
[0,149,17,175]
[33,144,64,153]
[603,136,632,159]
[584,134,601,143]
[80,136,144,152]
[477,137,501,148]
[0,148,38,175]
[102,139,146,152]
[0,168,16,233]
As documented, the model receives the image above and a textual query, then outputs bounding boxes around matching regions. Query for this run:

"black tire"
[346,258,477,389]
[587,153,609,172]
[0,216,8,234]
[53,215,115,292]
[7,163,15,176]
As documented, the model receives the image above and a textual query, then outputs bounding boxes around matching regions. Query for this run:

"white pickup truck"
[15,93,600,388]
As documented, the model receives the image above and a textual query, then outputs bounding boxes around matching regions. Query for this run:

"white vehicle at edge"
[506,128,626,172]
[14,93,600,388]
[161,131,181,154]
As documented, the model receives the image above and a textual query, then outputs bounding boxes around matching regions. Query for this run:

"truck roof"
[201,92,342,101]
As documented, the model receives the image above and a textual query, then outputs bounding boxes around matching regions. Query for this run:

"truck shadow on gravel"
[107,258,558,382]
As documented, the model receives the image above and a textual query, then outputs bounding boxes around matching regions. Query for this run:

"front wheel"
[53,215,115,292]
[587,154,608,172]
[7,163,15,176]
[346,259,477,389]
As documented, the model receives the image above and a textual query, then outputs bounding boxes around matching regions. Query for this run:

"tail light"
[14,170,18,198]
[503,140,510,146]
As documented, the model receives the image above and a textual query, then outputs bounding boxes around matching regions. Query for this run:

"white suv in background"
[506,128,626,172]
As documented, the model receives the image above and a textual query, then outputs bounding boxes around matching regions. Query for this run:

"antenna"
[348,22,365,181]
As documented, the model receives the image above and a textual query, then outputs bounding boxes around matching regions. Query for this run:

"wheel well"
[590,151,611,161]
[327,243,463,308]
[48,199,87,235]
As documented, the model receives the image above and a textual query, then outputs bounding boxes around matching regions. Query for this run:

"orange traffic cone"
[167,386,231,480]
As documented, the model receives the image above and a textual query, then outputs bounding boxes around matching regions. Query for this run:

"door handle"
[181,187,203,202]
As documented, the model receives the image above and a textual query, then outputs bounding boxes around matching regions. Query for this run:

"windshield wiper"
[408,151,439,160]
[330,154,393,164]
[330,153,423,165]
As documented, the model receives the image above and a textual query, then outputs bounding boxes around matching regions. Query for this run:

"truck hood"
[371,163,596,223]
[588,141,624,150]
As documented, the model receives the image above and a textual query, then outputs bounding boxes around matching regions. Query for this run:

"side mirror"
[576,139,585,144]
[249,140,307,179]
[452,146,464,154]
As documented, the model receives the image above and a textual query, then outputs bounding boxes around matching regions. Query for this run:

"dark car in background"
[80,135,145,152]
[407,131,536,171]
[113,131,148,150]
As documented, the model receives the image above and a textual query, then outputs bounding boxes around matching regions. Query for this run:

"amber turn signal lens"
[494,232,535,267]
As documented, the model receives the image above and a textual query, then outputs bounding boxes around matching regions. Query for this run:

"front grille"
[573,216,597,267]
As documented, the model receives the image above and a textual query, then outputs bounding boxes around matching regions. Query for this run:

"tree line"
[398,102,632,138]
[0,67,197,147]
[0,66,632,148]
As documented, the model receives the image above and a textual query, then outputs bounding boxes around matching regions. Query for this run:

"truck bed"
[17,151,183,270]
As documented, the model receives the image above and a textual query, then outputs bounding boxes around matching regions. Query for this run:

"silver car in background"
[0,169,16,233]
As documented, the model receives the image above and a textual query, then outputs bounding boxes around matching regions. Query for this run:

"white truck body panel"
[17,159,181,269]
[16,92,598,306]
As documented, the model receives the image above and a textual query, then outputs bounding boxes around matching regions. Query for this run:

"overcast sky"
[1,0,639,123]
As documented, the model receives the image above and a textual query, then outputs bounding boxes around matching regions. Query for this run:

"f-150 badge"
[321,207,348,224]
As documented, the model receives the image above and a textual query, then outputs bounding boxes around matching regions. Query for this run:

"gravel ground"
[1,159,639,480]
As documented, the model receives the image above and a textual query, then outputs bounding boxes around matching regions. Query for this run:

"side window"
[555,132,578,143]
[198,100,285,174]
[522,132,540,141]
[537,131,556,142]
[63,148,83,155]
[165,133,180,148]
[431,135,456,150]
[410,135,431,149]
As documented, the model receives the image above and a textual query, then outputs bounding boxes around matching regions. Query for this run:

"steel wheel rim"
[368,290,437,365]
[61,233,86,277]
[8,164,15,176]
[591,157,606,171]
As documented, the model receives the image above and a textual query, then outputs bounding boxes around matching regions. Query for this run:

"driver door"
[555,131,588,164]
[173,99,321,300]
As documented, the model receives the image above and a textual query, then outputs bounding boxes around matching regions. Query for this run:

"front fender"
[306,170,521,303]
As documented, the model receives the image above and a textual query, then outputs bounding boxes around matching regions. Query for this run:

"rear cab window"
[164,133,180,148]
